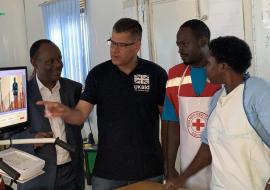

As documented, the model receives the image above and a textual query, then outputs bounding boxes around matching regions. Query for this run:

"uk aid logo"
[133,74,150,92]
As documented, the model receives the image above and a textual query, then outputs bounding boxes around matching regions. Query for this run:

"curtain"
[41,0,90,84]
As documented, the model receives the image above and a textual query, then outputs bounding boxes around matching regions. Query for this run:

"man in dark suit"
[16,39,84,190]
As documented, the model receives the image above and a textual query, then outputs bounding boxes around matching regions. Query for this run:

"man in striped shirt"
[162,19,220,190]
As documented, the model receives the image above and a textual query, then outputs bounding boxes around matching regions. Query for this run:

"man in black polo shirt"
[38,18,167,190]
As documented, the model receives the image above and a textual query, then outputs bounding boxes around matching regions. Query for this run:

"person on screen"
[37,18,167,190]
[15,39,84,190]
[12,77,18,109]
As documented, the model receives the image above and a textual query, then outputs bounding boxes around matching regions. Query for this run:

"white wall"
[0,0,28,73]
[252,0,270,80]
[24,0,45,51]
[23,0,46,76]
[86,0,124,67]
[0,0,46,77]
[148,0,198,72]
[83,0,125,141]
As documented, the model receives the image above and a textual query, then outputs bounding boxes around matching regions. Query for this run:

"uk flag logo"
[134,74,150,92]
[134,74,149,84]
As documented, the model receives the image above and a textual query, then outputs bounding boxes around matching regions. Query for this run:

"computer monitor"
[0,67,28,134]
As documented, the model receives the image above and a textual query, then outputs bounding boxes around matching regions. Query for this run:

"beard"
[183,60,196,66]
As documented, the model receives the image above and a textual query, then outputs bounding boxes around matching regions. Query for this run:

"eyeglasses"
[107,39,137,48]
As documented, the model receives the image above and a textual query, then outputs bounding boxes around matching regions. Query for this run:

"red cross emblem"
[187,111,208,138]
[192,119,205,131]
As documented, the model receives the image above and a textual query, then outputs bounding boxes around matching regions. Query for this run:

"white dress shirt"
[36,76,71,165]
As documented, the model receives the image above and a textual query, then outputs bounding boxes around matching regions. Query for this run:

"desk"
[115,181,188,190]
[115,181,164,190]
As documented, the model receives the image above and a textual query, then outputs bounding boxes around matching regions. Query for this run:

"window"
[41,0,91,84]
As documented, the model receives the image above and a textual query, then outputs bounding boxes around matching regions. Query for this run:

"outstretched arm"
[37,99,94,125]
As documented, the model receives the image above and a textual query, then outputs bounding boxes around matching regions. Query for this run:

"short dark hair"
[30,39,54,59]
[113,18,142,40]
[180,19,210,40]
[209,36,252,74]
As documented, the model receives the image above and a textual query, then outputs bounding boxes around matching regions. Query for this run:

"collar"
[36,75,60,92]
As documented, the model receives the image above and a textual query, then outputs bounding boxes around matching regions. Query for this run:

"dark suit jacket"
[15,77,85,190]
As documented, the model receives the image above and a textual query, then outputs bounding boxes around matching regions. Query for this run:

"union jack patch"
[134,74,149,84]
[134,74,150,92]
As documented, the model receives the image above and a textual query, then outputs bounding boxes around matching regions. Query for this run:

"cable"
[8,137,12,149]
[4,130,21,149]
[87,117,95,145]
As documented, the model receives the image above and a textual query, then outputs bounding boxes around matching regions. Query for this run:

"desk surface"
[115,181,188,190]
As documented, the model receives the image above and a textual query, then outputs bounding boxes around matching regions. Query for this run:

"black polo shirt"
[81,57,167,180]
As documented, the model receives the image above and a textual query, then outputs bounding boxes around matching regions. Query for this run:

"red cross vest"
[177,66,211,190]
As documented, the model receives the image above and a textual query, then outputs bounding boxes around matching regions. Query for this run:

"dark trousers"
[54,162,77,190]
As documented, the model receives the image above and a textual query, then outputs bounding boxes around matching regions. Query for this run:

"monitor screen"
[0,67,28,134]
